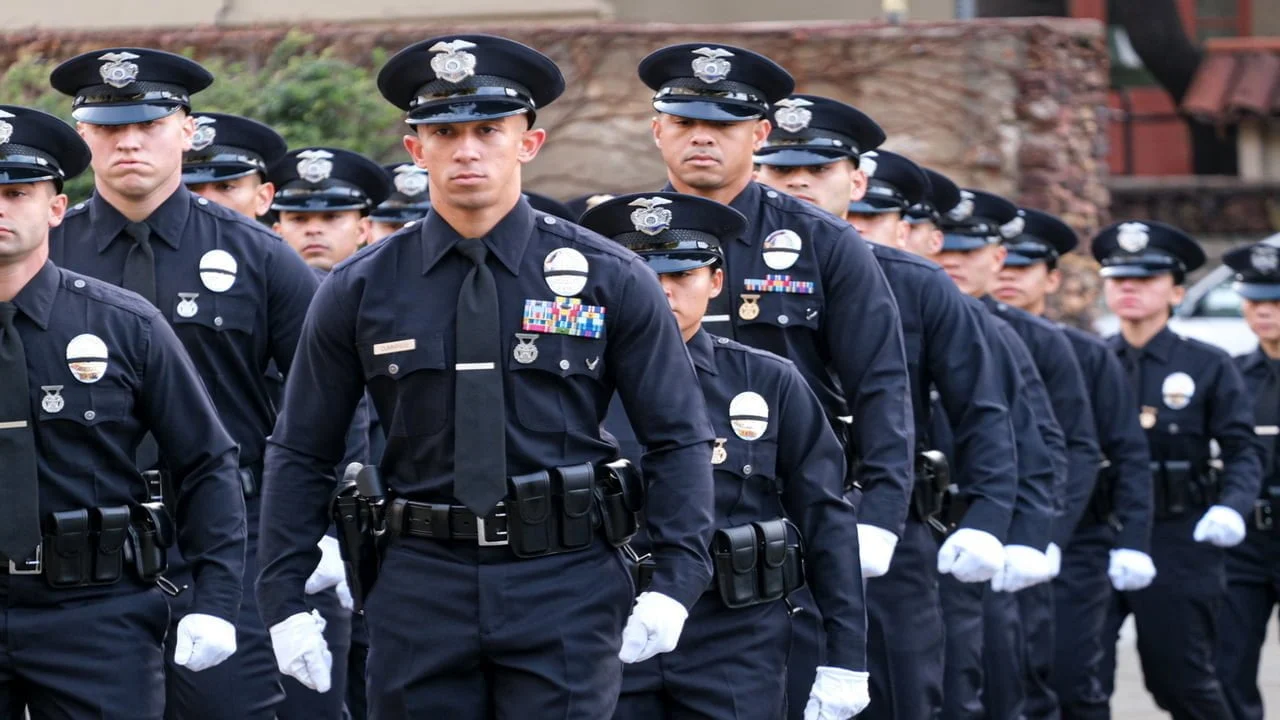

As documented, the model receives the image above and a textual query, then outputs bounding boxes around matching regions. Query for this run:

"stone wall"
[2,17,1109,232]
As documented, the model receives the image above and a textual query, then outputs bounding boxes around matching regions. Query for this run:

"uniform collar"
[418,197,534,276]
[12,261,61,331]
[90,185,193,253]
[727,181,763,245]
[1119,325,1177,363]
[1239,348,1268,373]
[687,328,719,375]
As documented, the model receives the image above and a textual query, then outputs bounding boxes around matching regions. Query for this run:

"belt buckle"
[476,505,509,547]
[1255,501,1274,531]
[8,544,42,575]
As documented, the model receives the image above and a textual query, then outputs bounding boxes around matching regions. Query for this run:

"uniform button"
[778,314,789,325]
[213,316,224,327]
[404,221,416,228]
[766,191,778,199]
[83,410,96,421]
[74,203,85,210]
[388,363,400,375]
[743,464,753,475]
[73,279,86,289]
[543,216,557,225]
[717,337,729,344]
[1169,423,1179,433]
[559,359,570,370]
[197,197,209,206]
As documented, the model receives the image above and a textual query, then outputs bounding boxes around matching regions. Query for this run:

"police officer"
[993,208,1156,720]
[256,35,718,718]
[0,105,245,718]
[638,46,915,698]
[1219,240,1280,720]
[45,48,321,719]
[182,111,287,220]
[1091,220,1261,719]
[755,104,1018,720]
[585,191,868,719]
[369,162,431,245]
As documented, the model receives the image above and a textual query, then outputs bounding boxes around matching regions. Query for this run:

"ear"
[517,126,547,165]
[751,119,771,151]
[1170,284,1187,306]
[927,227,944,256]
[709,266,725,299]
[47,189,69,228]
[1045,267,1063,295]
[849,167,868,202]
[178,113,196,152]
[651,115,663,149]
[272,221,284,235]
[403,132,426,167]
[254,181,276,219]
[991,245,1008,273]
[357,216,373,246]
[75,121,90,142]
[894,218,910,250]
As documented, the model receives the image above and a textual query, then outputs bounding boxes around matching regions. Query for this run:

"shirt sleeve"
[1094,349,1154,552]
[1033,330,1102,548]
[1000,327,1062,550]
[1209,356,1263,518]
[265,240,321,377]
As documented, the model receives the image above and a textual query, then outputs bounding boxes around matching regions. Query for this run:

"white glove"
[269,610,333,692]
[857,524,899,579]
[804,666,871,720]
[991,544,1052,593]
[1046,542,1062,579]
[1108,548,1157,591]
[619,592,688,664]
[937,528,1005,583]
[334,579,354,612]
[1193,505,1246,548]
[173,613,237,672]
[305,536,346,595]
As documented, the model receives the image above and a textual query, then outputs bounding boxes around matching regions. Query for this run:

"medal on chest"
[711,438,728,465]
[176,293,200,318]
[41,385,65,414]
[1139,405,1158,430]
[513,333,540,364]
[739,294,761,320]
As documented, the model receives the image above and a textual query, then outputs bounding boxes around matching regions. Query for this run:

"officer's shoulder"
[1057,323,1109,350]
[710,333,796,369]
[58,267,159,321]
[190,195,281,244]
[869,242,939,271]
[330,223,407,277]
[534,212,641,264]
[995,301,1061,335]
[1171,331,1235,364]
[62,199,92,223]
[758,185,853,235]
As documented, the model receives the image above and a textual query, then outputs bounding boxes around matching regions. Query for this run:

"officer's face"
[187,175,275,220]
[0,182,67,265]
[658,265,725,341]
[847,211,909,249]
[904,222,943,257]
[368,221,406,246]
[1103,274,1185,322]
[653,115,768,192]
[404,115,545,213]
[274,210,370,271]
[994,262,1060,312]
[937,245,1007,297]
[1243,299,1280,344]
[754,161,855,218]
[78,113,195,200]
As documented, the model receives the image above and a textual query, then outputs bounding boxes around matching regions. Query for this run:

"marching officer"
[993,208,1156,719]
[45,47,321,719]
[1091,221,1262,719]
[755,102,1019,720]
[585,191,868,720]
[182,111,288,220]
[0,105,245,718]
[369,162,432,245]
[1216,241,1280,720]
[256,34,718,718]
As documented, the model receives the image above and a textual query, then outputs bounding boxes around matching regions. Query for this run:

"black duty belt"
[389,500,510,546]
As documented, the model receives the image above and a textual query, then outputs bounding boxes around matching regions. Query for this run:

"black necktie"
[0,302,42,562]
[452,238,507,516]
[1122,346,1143,402]
[123,221,157,307]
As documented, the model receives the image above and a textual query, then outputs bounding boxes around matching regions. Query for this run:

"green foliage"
[0,31,409,203]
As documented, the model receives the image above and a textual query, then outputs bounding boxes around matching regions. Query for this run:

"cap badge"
[98,51,141,89]
[1251,245,1279,274]
[628,197,674,236]
[393,165,429,196]
[860,151,879,178]
[947,191,975,222]
[999,214,1026,240]
[773,98,813,133]
[691,47,734,84]
[190,116,217,151]
[1116,222,1149,254]
[429,39,479,84]
[296,149,334,184]
[0,121,11,147]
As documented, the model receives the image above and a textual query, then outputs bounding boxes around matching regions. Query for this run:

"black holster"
[912,450,949,523]
[1085,466,1117,527]
[124,502,174,581]
[595,459,644,548]
[331,470,386,612]
[711,519,806,609]
[1152,460,1218,520]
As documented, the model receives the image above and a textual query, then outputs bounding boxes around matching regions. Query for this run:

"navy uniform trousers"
[1217,526,1280,720]
[1052,522,1114,720]
[938,573,986,720]
[364,535,633,719]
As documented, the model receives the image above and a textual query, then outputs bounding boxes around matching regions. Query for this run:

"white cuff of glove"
[857,524,899,579]
[269,610,333,693]
[991,544,1052,593]
[937,528,1005,583]
[173,613,238,672]
[804,666,871,720]
[1193,505,1246,548]
[619,592,688,664]
[1108,548,1157,592]
[1046,542,1062,579]
[305,535,346,595]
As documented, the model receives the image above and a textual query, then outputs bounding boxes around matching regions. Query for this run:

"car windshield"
[1191,279,1243,318]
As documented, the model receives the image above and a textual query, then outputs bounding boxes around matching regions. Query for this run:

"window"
[1182,0,1252,42]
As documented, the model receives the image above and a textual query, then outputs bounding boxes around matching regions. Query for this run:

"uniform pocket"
[359,334,449,437]
[737,292,822,330]
[170,293,257,335]
[508,334,607,432]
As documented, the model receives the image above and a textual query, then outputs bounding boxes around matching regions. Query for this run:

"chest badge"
[761,229,803,270]
[1161,372,1195,410]
[198,249,238,293]
[40,386,65,414]
[66,333,109,384]
[729,391,770,441]
[513,333,540,364]
[712,438,728,465]
[1139,405,1158,430]
[542,248,589,297]
[739,294,761,320]
[176,292,200,318]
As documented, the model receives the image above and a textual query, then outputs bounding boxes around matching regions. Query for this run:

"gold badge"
[1139,406,1158,430]
[739,294,761,321]
[711,438,727,465]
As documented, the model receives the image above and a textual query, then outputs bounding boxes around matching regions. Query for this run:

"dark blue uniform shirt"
[258,199,717,625]
[5,261,245,619]
[694,181,913,535]
[1235,350,1280,492]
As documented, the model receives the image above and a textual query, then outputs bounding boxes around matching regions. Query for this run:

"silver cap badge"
[190,116,217,151]
[296,149,334,184]
[393,165,429,196]
[1116,222,1150,254]
[691,47,734,84]
[98,51,141,89]
[429,40,479,84]
[628,197,674,236]
[1252,245,1279,274]
[773,98,813,133]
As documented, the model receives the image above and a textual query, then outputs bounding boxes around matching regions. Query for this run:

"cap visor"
[0,166,61,186]
[1002,252,1042,267]
[1098,264,1167,279]
[847,200,903,216]
[639,254,720,274]
[755,147,853,167]
[182,165,261,185]
[272,198,370,213]
[940,234,993,252]
[1234,281,1280,301]
[370,208,430,224]
[407,100,530,125]
[72,103,182,126]
[653,99,762,122]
